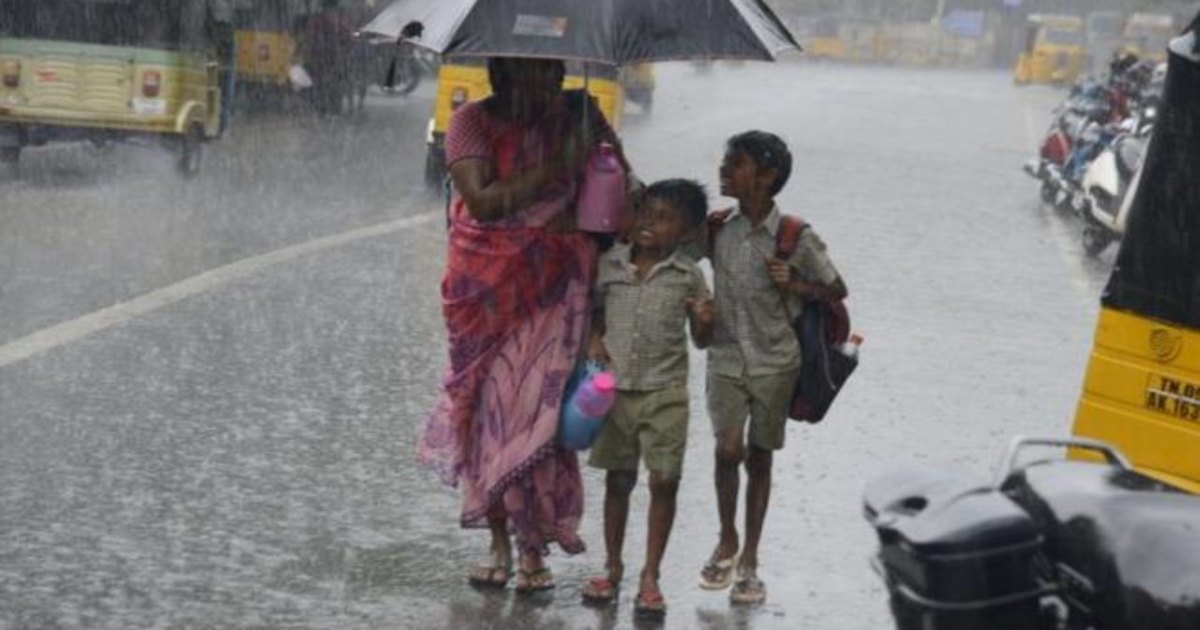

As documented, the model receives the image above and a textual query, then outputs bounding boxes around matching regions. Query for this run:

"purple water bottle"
[575,143,626,233]
[559,367,616,450]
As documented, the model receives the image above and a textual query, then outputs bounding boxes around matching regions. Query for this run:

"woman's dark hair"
[644,179,709,228]
[486,57,565,95]
[727,130,793,196]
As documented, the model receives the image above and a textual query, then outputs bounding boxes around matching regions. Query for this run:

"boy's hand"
[766,256,794,292]
[685,297,716,328]
[587,335,611,365]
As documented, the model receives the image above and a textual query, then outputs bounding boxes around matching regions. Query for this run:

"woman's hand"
[587,334,611,365]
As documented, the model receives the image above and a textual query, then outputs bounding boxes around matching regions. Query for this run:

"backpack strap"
[706,207,736,256]
[775,215,809,260]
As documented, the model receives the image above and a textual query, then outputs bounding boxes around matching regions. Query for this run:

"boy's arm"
[588,275,611,364]
[685,273,715,349]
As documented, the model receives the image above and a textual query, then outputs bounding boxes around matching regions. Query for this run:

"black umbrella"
[360,0,800,65]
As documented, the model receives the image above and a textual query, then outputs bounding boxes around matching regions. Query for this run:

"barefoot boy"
[582,179,714,616]
[699,131,847,605]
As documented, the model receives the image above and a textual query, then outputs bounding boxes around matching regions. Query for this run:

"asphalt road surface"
[0,62,1113,629]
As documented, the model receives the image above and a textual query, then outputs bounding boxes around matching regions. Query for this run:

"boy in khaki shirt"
[582,179,714,617]
[699,131,847,605]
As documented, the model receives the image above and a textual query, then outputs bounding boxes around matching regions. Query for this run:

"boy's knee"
[744,446,773,476]
[715,441,745,467]
[647,472,680,496]
[606,470,638,495]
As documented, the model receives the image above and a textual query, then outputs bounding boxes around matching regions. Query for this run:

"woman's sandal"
[467,562,513,589]
[515,566,555,593]
[697,553,737,590]
[634,589,667,617]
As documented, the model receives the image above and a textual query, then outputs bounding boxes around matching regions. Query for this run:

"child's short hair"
[643,179,708,228]
[727,130,793,196]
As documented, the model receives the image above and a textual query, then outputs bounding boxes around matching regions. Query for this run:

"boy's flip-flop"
[466,563,512,589]
[698,554,737,590]
[515,567,556,594]
[635,589,667,617]
[581,576,618,604]
[730,574,767,605]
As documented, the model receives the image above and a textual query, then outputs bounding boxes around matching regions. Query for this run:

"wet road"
[1,63,1112,629]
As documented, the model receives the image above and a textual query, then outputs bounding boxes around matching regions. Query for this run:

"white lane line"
[0,211,441,369]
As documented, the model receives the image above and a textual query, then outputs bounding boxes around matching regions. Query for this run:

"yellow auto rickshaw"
[1014,14,1088,85]
[233,0,296,90]
[1123,13,1176,64]
[619,63,655,112]
[0,0,224,176]
[1071,34,1200,493]
[803,15,846,61]
[424,59,625,188]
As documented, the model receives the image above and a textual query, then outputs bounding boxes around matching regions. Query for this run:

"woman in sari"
[419,57,631,591]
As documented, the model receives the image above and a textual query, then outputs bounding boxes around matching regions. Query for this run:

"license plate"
[131,98,167,115]
[1145,374,1200,422]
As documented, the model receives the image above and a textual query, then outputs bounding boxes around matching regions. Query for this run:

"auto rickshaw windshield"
[0,0,208,50]
[1043,28,1085,46]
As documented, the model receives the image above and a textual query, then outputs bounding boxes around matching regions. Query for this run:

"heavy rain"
[2,0,1200,629]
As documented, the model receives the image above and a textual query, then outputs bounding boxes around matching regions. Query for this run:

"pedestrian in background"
[698,130,848,605]
[303,0,352,116]
[581,179,714,616]
[418,57,634,593]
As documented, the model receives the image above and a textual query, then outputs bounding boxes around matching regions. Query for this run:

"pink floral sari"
[419,96,602,554]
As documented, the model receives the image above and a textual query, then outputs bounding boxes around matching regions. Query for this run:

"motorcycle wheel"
[1082,225,1113,257]
[1039,180,1056,204]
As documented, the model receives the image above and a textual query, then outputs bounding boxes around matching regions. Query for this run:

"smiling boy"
[582,179,714,616]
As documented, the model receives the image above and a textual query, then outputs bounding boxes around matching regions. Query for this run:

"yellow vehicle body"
[1071,38,1200,494]
[235,30,295,86]
[424,60,625,187]
[1073,309,1200,493]
[1123,13,1175,64]
[0,39,220,149]
[619,63,655,110]
[806,37,846,60]
[1014,15,1088,85]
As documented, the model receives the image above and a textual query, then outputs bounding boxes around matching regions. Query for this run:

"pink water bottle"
[559,369,616,450]
[575,143,626,233]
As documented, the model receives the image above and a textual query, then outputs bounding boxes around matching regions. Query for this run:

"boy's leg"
[641,469,680,595]
[604,469,638,581]
[584,392,640,600]
[636,387,688,598]
[740,444,773,575]
[703,374,750,587]
[733,369,797,602]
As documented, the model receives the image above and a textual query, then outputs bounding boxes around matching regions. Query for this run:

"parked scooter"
[865,436,1200,630]
[1078,100,1157,256]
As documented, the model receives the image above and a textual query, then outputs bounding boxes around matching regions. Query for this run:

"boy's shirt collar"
[733,203,782,236]
[608,243,691,280]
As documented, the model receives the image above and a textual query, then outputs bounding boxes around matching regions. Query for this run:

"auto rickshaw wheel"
[177,125,204,178]
[424,147,445,190]
[1082,225,1113,257]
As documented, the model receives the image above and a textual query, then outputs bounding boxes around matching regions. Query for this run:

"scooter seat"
[1003,461,1200,629]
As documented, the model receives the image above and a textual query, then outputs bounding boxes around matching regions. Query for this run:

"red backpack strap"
[775,215,809,260]
[706,207,736,256]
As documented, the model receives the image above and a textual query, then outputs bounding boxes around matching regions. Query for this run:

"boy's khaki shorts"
[589,386,689,476]
[707,369,799,451]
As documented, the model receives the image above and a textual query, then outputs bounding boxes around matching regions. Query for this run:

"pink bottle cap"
[592,372,616,393]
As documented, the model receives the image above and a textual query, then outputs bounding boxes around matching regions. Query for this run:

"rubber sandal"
[730,574,766,605]
[698,554,737,590]
[466,563,512,588]
[581,576,618,604]
[635,589,667,617]
[515,566,555,593]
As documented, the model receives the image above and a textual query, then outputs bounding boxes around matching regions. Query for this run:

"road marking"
[0,211,441,368]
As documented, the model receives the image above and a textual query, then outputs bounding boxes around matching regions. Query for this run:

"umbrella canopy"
[359,0,800,65]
